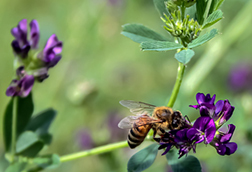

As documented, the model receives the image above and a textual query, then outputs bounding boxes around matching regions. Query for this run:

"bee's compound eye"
[173,111,180,117]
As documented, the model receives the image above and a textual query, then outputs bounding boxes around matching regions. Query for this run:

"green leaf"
[175,49,195,64]
[3,93,34,152]
[202,10,223,29]
[167,154,202,172]
[26,109,56,135]
[140,41,183,51]
[16,131,39,153]
[153,0,170,18]
[121,24,170,44]
[26,109,56,145]
[209,0,225,14]
[196,0,207,25]
[188,29,218,48]
[127,143,159,172]
[5,162,26,172]
[214,0,225,11]
[16,131,44,157]
[18,142,44,158]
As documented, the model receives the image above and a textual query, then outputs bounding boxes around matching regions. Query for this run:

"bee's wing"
[118,114,163,129]
[118,116,139,129]
[119,100,156,115]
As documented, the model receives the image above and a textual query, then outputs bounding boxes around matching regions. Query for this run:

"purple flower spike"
[29,20,40,48]
[6,74,34,97]
[187,117,216,144]
[42,34,63,66]
[189,93,216,117]
[211,124,237,156]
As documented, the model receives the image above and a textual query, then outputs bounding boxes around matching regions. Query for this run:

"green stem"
[167,62,185,108]
[11,97,18,161]
[181,3,186,21]
[203,0,213,21]
[60,140,128,162]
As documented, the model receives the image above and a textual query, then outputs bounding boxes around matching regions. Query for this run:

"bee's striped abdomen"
[127,125,152,149]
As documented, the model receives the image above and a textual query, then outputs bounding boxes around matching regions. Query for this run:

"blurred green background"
[1,0,252,171]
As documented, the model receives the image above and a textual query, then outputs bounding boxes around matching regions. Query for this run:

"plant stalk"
[167,62,185,108]
[203,0,213,21]
[60,140,128,162]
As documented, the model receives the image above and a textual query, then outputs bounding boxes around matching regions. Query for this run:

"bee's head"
[171,111,184,129]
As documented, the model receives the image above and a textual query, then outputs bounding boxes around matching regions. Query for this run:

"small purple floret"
[211,124,237,155]
[6,74,34,97]
[187,117,216,144]
[11,19,40,58]
[189,93,216,117]
[42,34,63,66]
[215,100,235,125]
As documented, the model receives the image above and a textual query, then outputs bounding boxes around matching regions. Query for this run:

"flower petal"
[220,133,232,143]
[196,93,205,104]
[215,100,224,115]
[204,118,216,144]
[20,75,34,97]
[161,144,172,155]
[11,19,28,46]
[29,20,40,48]
[216,144,226,156]
[193,116,211,131]
[225,142,237,155]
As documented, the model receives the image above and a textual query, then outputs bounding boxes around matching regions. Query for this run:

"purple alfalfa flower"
[41,34,62,68]
[190,93,235,127]
[34,34,63,82]
[158,129,195,158]
[189,93,216,117]
[175,128,196,158]
[214,100,235,126]
[228,62,252,92]
[211,124,237,156]
[11,19,40,58]
[187,116,216,145]
[6,67,34,97]
[76,128,94,149]
[158,131,177,156]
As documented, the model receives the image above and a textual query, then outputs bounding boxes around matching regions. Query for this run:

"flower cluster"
[6,19,63,97]
[161,0,201,46]
[158,93,237,158]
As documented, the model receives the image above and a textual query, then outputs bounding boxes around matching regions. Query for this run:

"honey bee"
[118,100,186,148]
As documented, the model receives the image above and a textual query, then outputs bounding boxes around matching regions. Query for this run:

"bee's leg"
[184,115,191,123]
[152,128,160,142]
[159,127,165,134]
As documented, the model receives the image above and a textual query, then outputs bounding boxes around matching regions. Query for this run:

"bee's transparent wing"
[118,116,139,129]
[118,114,163,129]
[119,100,156,115]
